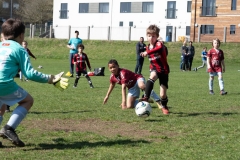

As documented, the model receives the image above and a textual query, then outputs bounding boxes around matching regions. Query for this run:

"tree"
[15,0,53,24]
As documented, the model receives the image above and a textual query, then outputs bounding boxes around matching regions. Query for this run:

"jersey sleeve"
[17,48,50,83]
[68,38,72,45]
[146,41,162,55]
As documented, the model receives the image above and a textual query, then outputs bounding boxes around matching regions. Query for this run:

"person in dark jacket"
[188,41,195,71]
[134,37,146,74]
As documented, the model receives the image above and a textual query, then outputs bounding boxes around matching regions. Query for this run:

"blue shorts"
[128,78,144,98]
[0,87,28,108]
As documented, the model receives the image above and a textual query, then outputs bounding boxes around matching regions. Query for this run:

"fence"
[1,23,239,42]
[53,25,191,42]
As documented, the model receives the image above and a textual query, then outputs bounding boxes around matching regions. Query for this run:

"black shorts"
[156,73,169,89]
[76,70,87,77]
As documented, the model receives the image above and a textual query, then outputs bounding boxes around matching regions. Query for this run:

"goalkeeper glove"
[48,72,69,91]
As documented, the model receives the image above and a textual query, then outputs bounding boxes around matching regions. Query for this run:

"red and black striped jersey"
[110,68,143,89]
[146,41,169,74]
[73,53,91,71]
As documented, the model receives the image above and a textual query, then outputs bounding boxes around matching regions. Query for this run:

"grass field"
[1,39,240,159]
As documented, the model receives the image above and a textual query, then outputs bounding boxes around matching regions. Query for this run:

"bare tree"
[16,0,53,24]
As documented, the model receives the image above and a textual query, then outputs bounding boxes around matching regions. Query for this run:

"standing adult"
[188,41,195,71]
[134,37,146,75]
[67,30,82,77]
[180,41,188,71]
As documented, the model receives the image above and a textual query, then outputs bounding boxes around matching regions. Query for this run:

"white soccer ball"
[135,101,152,118]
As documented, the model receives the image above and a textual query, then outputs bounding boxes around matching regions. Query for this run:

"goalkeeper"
[0,18,68,148]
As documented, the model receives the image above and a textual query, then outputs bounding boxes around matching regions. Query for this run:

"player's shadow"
[24,138,150,151]
[28,110,95,114]
[173,111,238,117]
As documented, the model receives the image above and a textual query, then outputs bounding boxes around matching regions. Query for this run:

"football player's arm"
[27,48,36,60]
[103,82,116,104]
[121,84,127,109]
[73,55,76,64]
[18,49,50,83]
[207,51,211,69]
[146,42,162,55]
[85,55,91,70]
[221,60,225,72]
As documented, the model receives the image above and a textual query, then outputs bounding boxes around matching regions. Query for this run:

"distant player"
[0,18,68,147]
[19,40,37,81]
[67,30,82,77]
[103,59,162,110]
[193,47,207,72]
[140,24,170,115]
[73,44,94,88]
[207,38,227,95]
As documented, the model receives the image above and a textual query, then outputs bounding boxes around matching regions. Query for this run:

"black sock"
[145,79,155,99]
[161,97,168,106]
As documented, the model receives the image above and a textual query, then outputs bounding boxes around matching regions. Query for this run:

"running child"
[19,40,37,81]
[103,59,162,110]
[193,47,207,72]
[207,38,227,95]
[140,24,170,115]
[73,44,94,88]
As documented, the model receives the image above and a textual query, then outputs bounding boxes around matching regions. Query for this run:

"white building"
[53,0,192,41]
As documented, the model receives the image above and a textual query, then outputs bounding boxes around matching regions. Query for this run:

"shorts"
[151,70,169,89]
[209,72,222,77]
[76,70,88,77]
[0,87,28,109]
[128,77,144,98]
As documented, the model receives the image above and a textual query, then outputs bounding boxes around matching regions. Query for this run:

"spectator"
[180,41,188,71]
[188,41,195,71]
[134,37,146,75]
[67,30,82,77]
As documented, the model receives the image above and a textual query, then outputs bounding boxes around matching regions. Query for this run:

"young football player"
[73,44,94,88]
[19,40,37,81]
[0,18,68,147]
[207,38,227,95]
[193,47,207,72]
[140,24,170,115]
[103,59,162,110]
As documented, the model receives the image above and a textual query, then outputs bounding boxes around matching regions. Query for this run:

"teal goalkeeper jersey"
[0,40,50,96]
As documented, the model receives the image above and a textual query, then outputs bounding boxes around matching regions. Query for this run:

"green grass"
[1,39,240,159]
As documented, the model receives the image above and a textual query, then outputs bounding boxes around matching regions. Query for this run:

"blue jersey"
[68,38,82,54]
[0,40,50,96]
[202,51,207,61]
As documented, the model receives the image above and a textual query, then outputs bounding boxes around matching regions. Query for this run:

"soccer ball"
[135,101,152,118]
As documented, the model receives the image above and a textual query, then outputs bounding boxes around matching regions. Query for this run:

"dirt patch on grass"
[23,118,175,141]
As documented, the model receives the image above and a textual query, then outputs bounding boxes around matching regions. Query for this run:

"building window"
[187,1,191,12]
[119,21,123,27]
[99,3,109,13]
[2,1,9,8]
[79,3,89,13]
[60,3,68,19]
[120,2,131,13]
[231,0,237,10]
[142,2,154,13]
[201,0,216,16]
[230,25,236,34]
[186,26,190,35]
[129,21,133,27]
[166,1,176,19]
[201,25,214,34]
[13,3,19,9]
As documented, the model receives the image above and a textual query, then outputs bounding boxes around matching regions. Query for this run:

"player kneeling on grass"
[0,18,69,147]
[73,44,94,88]
[103,59,162,110]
